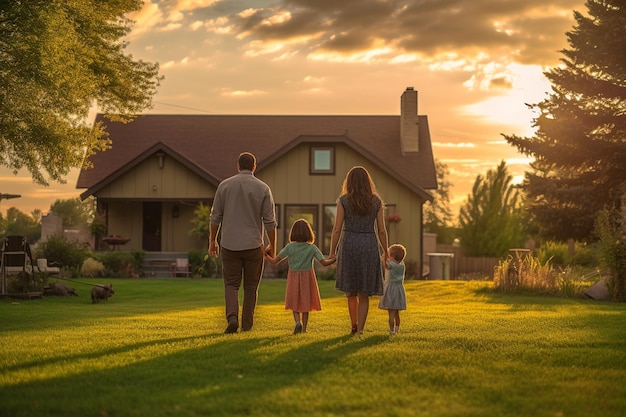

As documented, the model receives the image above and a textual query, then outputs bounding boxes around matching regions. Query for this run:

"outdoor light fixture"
[156,152,165,169]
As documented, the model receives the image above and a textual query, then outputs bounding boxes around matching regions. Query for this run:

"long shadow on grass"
[467,286,626,354]
[1,335,207,374]
[1,333,389,416]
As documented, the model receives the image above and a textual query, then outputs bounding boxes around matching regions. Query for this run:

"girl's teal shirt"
[278,242,325,271]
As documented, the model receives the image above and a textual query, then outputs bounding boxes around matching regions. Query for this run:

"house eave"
[79,141,220,201]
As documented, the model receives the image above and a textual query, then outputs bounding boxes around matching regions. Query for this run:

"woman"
[329,166,388,334]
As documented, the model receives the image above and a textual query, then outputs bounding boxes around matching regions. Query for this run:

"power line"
[152,101,215,114]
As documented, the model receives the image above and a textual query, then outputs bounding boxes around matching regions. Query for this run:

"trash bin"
[427,253,454,280]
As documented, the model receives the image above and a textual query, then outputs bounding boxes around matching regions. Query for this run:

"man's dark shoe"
[224,320,238,334]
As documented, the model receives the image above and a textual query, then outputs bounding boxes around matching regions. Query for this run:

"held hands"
[265,253,280,265]
[319,255,336,267]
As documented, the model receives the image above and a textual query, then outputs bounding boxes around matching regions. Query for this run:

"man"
[209,152,277,333]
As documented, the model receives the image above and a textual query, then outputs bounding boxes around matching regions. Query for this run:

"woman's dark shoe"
[294,322,303,334]
[351,324,358,334]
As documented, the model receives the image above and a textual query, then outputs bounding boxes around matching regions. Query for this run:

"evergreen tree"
[0,1,161,185]
[458,161,526,257]
[504,0,625,241]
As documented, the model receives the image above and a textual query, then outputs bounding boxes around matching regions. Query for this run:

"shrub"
[556,266,589,297]
[569,245,598,267]
[189,250,209,277]
[189,251,222,277]
[316,266,336,281]
[95,251,139,278]
[536,240,599,268]
[6,271,48,293]
[130,250,145,275]
[596,209,626,301]
[35,235,90,269]
[81,258,105,278]
[536,241,568,266]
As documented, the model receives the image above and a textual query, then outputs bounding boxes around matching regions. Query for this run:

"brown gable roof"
[77,114,437,200]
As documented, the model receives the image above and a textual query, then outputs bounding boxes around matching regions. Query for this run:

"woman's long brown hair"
[340,166,383,216]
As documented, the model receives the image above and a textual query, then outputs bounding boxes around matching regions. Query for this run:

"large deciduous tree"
[504,0,625,242]
[458,161,526,257]
[2,207,41,242]
[423,159,456,243]
[49,197,94,228]
[0,0,160,185]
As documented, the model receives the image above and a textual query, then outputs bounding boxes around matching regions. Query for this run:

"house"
[76,87,437,276]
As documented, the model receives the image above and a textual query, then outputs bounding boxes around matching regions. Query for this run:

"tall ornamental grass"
[494,254,599,296]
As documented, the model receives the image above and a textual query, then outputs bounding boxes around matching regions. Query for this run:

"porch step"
[142,252,187,278]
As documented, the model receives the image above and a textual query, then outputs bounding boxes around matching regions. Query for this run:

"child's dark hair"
[388,244,406,262]
[289,219,315,243]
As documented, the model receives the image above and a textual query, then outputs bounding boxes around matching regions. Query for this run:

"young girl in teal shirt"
[265,219,335,334]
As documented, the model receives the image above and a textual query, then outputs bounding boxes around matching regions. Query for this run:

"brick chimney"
[400,87,419,153]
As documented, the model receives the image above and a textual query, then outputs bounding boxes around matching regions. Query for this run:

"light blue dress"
[378,260,407,310]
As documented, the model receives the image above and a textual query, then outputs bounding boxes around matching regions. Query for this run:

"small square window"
[310,146,335,175]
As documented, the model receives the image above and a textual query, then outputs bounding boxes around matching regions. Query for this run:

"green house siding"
[258,143,425,272]
[95,154,214,199]
[96,144,425,274]
[98,154,215,252]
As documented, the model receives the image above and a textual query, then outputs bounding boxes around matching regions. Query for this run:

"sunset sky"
[0,0,587,219]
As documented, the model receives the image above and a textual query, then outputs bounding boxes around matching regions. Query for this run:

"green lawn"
[1,278,625,417]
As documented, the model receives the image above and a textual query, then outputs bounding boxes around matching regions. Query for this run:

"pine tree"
[504,0,626,241]
[458,161,526,257]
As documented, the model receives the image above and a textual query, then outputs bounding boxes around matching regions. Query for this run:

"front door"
[143,202,162,251]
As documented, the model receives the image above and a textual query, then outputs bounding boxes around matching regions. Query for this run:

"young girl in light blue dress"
[378,244,407,335]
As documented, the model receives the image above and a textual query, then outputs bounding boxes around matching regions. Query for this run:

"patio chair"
[1,235,35,294]
[170,258,191,277]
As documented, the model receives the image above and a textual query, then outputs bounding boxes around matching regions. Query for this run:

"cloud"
[0,176,32,183]
[175,0,221,12]
[220,89,267,97]
[433,142,476,148]
[125,0,584,93]
[118,0,580,106]
[225,0,583,67]
[127,1,165,38]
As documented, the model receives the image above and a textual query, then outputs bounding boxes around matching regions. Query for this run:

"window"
[284,205,318,244]
[274,204,281,229]
[322,204,337,254]
[385,204,398,226]
[310,146,335,175]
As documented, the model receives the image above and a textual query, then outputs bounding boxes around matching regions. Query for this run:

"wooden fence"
[428,244,500,279]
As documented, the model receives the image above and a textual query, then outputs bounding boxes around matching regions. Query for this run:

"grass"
[1,278,625,417]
